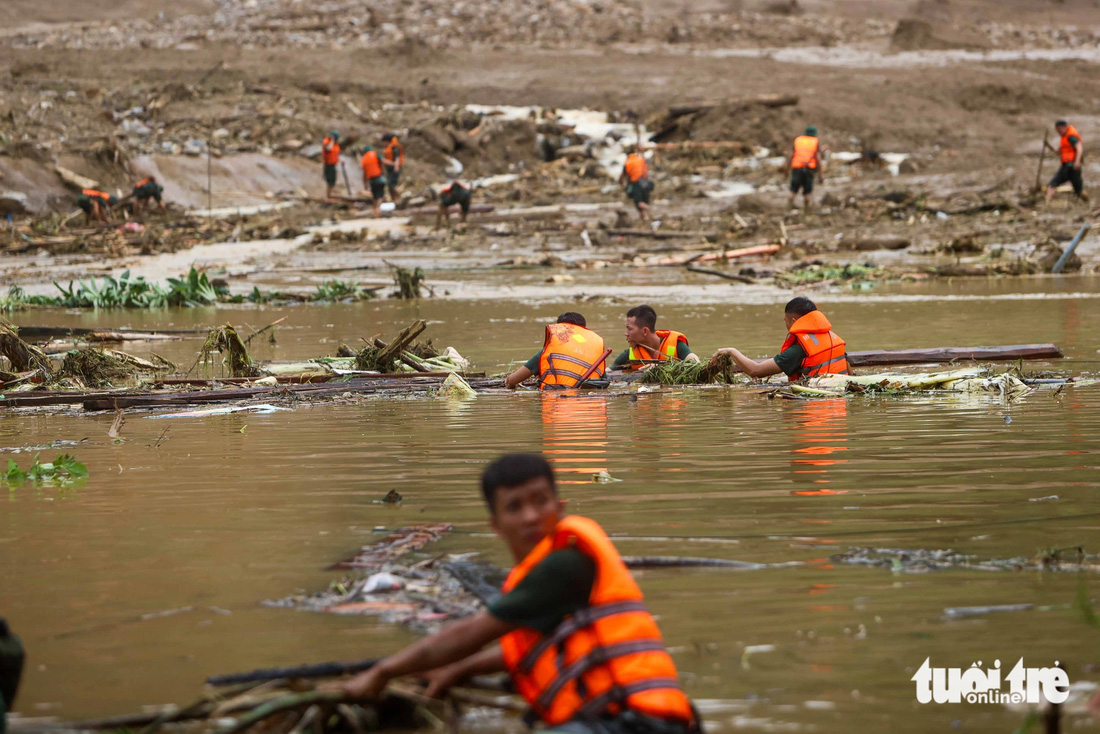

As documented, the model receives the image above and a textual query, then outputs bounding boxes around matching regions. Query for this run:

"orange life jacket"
[322,137,341,165]
[500,515,695,727]
[780,310,849,380]
[791,135,819,170]
[82,189,110,203]
[360,150,383,179]
[538,324,607,389]
[384,137,404,167]
[623,330,688,372]
[624,153,648,183]
[441,181,467,196]
[134,177,153,189]
[1060,125,1081,164]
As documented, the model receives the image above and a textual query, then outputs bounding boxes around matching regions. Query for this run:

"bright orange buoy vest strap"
[538,324,606,389]
[82,188,110,202]
[134,177,152,188]
[322,137,341,165]
[1060,125,1081,164]
[791,135,819,169]
[624,153,648,182]
[499,516,694,727]
[625,330,688,371]
[780,311,849,380]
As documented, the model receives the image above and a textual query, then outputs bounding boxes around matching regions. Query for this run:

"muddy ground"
[1,0,1099,291]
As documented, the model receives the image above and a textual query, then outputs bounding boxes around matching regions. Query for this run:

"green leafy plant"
[5,453,89,486]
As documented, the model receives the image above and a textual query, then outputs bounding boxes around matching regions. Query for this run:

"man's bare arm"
[422,647,506,697]
[336,611,514,699]
[712,348,782,379]
[505,365,534,389]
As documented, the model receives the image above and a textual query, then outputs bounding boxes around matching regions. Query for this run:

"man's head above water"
[481,453,565,561]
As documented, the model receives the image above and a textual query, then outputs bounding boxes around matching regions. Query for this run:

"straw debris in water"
[58,348,164,388]
[640,353,740,385]
[198,324,257,378]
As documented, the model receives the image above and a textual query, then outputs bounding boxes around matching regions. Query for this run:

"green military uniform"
[610,342,693,370]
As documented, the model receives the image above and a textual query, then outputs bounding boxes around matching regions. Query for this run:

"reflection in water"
[540,393,608,482]
[787,398,849,496]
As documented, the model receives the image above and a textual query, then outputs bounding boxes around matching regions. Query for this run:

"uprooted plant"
[196,324,258,378]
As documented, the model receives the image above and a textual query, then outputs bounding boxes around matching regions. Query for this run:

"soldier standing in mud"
[321,130,341,198]
[381,133,404,201]
[1046,120,1088,204]
[619,147,653,222]
[786,125,823,210]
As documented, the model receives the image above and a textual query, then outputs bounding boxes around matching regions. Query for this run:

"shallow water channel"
[3,278,1100,733]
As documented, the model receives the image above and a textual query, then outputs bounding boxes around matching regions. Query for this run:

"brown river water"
[3,276,1099,733]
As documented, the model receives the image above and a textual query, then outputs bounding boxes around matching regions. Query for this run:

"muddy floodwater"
[3,279,1100,734]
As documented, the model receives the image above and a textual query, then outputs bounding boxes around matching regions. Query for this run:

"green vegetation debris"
[640,354,740,385]
[58,348,164,388]
[775,262,879,286]
[4,453,88,486]
[198,324,257,378]
[393,266,427,299]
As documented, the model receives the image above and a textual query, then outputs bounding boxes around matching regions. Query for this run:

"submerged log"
[209,659,379,687]
[15,326,206,342]
[847,344,1063,367]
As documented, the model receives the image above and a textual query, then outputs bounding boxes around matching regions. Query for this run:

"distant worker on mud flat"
[132,176,166,217]
[611,304,698,372]
[321,130,341,199]
[436,180,471,229]
[381,133,405,200]
[76,188,116,226]
[619,147,653,221]
[787,126,823,210]
[1046,120,1088,204]
[359,145,386,218]
[505,312,608,389]
[710,297,848,381]
[329,453,699,734]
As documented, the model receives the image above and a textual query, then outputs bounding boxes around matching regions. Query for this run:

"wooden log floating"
[847,344,1063,367]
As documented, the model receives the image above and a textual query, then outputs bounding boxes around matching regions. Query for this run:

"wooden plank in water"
[847,344,1063,367]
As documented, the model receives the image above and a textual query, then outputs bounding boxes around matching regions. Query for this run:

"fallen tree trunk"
[848,344,1063,367]
[17,326,204,342]
[685,265,754,284]
[608,229,720,241]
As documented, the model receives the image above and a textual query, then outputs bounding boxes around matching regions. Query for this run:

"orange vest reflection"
[540,393,609,483]
[788,398,848,497]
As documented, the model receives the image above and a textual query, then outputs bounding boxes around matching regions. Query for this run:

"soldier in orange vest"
[710,296,849,381]
[1046,120,1087,203]
[786,125,823,210]
[330,453,697,734]
[75,189,116,226]
[618,148,653,221]
[132,176,166,217]
[611,305,697,372]
[381,133,405,200]
[321,130,341,198]
[359,145,386,217]
[505,312,608,389]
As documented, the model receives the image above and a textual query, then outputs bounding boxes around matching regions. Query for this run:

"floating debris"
[3,453,88,486]
[831,546,1099,574]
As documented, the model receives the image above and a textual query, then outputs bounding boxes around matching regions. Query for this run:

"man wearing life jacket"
[381,133,405,200]
[505,313,608,389]
[710,296,849,381]
[132,176,166,217]
[611,305,698,372]
[75,189,116,226]
[618,147,653,221]
[1046,119,1087,203]
[787,125,823,210]
[359,145,386,218]
[436,180,472,229]
[332,454,697,734]
[321,130,341,198]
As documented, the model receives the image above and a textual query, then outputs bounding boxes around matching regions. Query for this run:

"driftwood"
[54,164,99,191]
[372,337,430,373]
[0,325,53,373]
[685,265,754,284]
[209,659,378,687]
[847,344,1063,367]
[622,556,767,570]
[375,320,427,367]
[608,229,720,241]
[666,94,799,119]
[17,326,204,342]
[842,237,911,252]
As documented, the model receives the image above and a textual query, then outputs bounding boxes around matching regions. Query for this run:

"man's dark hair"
[784,297,817,318]
[626,304,657,331]
[1056,119,1068,127]
[556,312,586,327]
[481,454,556,512]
